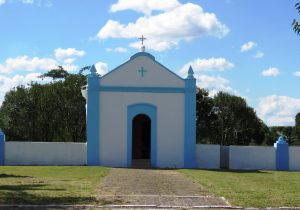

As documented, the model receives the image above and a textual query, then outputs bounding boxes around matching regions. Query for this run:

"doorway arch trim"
[127,103,157,167]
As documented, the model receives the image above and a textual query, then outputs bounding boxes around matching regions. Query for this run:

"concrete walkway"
[97,168,231,208]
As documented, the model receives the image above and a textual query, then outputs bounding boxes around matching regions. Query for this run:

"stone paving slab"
[98,195,230,207]
[97,168,231,208]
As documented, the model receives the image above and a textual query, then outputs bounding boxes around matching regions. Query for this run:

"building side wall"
[99,91,185,168]
[5,142,86,165]
[229,146,276,170]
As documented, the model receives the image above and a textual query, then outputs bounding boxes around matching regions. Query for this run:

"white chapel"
[82,43,196,168]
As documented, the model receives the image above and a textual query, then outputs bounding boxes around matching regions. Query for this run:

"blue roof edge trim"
[100,52,185,81]
[130,52,155,60]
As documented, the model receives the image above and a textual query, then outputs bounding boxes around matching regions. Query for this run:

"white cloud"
[0,0,5,6]
[111,0,181,15]
[61,64,79,72]
[63,58,75,65]
[178,58,238,97]
[179,57,234,76]
[257,95,300,126]
[195,74,239,97]
[97,3,229,52]
[293,71,300,77]
[22,0,34,4]
[0,73,42,100]
[95,62,108,76]
[262,67,280,77]
[106,47,128,53]
[253,51,264,59]
[0,56,58,74]
[0,47,85,74]
[54,48,85,60]
[240,41,256,52]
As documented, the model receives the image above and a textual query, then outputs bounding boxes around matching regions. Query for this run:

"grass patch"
[180,169,300,208]
[0,166,109,205]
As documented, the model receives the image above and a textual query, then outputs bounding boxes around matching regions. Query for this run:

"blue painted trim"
[184,77,196,168]
[127,103,157,167]
[130,52,155,60]
[0,130,5,166]
[98,86,185,93]
[274,136,289,171]
[101,52,184,81]
[87,75,100,166]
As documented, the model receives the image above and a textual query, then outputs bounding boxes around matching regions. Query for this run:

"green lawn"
[181,169,300,208]
[0,166,109,205]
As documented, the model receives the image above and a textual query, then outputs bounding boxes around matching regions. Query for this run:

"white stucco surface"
[101,55,185,87]
[5,142,86,165]
[289,146,300,171]
[229,146,276,170]
[196,144,220,169]
[99,92,184,168]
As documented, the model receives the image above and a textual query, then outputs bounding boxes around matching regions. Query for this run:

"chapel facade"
[82,47,196,168]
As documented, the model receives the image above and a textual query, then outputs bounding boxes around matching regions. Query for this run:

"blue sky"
[0,0,300,126]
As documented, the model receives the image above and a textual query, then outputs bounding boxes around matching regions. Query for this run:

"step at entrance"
[132,159,152,169]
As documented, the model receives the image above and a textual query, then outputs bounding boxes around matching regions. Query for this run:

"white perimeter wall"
[229,146,276,170]
[5,142,86,165]
[100,92,184,168]
[289,146,300,171]
[196,144,220,169]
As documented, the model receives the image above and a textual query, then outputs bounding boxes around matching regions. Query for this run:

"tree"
[293,3,300,35]
[0,66,87,142]
[294,112,300,143]
[211,92,268,145]
[39,66,69,79]
[195,88,218,144]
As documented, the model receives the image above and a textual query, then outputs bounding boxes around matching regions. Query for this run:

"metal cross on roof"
[138,35,147,46]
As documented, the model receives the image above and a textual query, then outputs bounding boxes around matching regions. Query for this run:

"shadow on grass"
[0,173,32,178]
[0,184,65,191]
[0,184,97,205]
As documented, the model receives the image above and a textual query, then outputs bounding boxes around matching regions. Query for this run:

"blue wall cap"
[187,66,195,79]
[130,52,155,60]
[276,136,288,145]
[88,65,98,77]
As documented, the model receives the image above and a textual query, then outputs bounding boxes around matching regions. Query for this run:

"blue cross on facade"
[138,67,147,77]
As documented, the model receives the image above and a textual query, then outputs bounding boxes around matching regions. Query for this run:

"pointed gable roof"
[100,52,185,88]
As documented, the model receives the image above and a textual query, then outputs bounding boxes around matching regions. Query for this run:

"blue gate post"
[86,65,100,166]
[274,136,289,171]
[0,129,5,165]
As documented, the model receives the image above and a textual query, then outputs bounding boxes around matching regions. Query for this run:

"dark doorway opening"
[132,114,151,160]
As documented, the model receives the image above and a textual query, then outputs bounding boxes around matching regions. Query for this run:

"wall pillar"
[184,66,196,168]
[87,65,100,166]
[0,129,5,165]
[274,136,289,171]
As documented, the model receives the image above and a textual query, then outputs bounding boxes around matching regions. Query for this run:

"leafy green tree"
[293,3,300,35]
[293,113,300,144]
[211,92,268,145]
[0,67,87,142]
[39,66,69,79]
[269,126,295,144]
[196,88,218,144]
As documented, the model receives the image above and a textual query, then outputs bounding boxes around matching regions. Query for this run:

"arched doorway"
[132,114,151,160]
